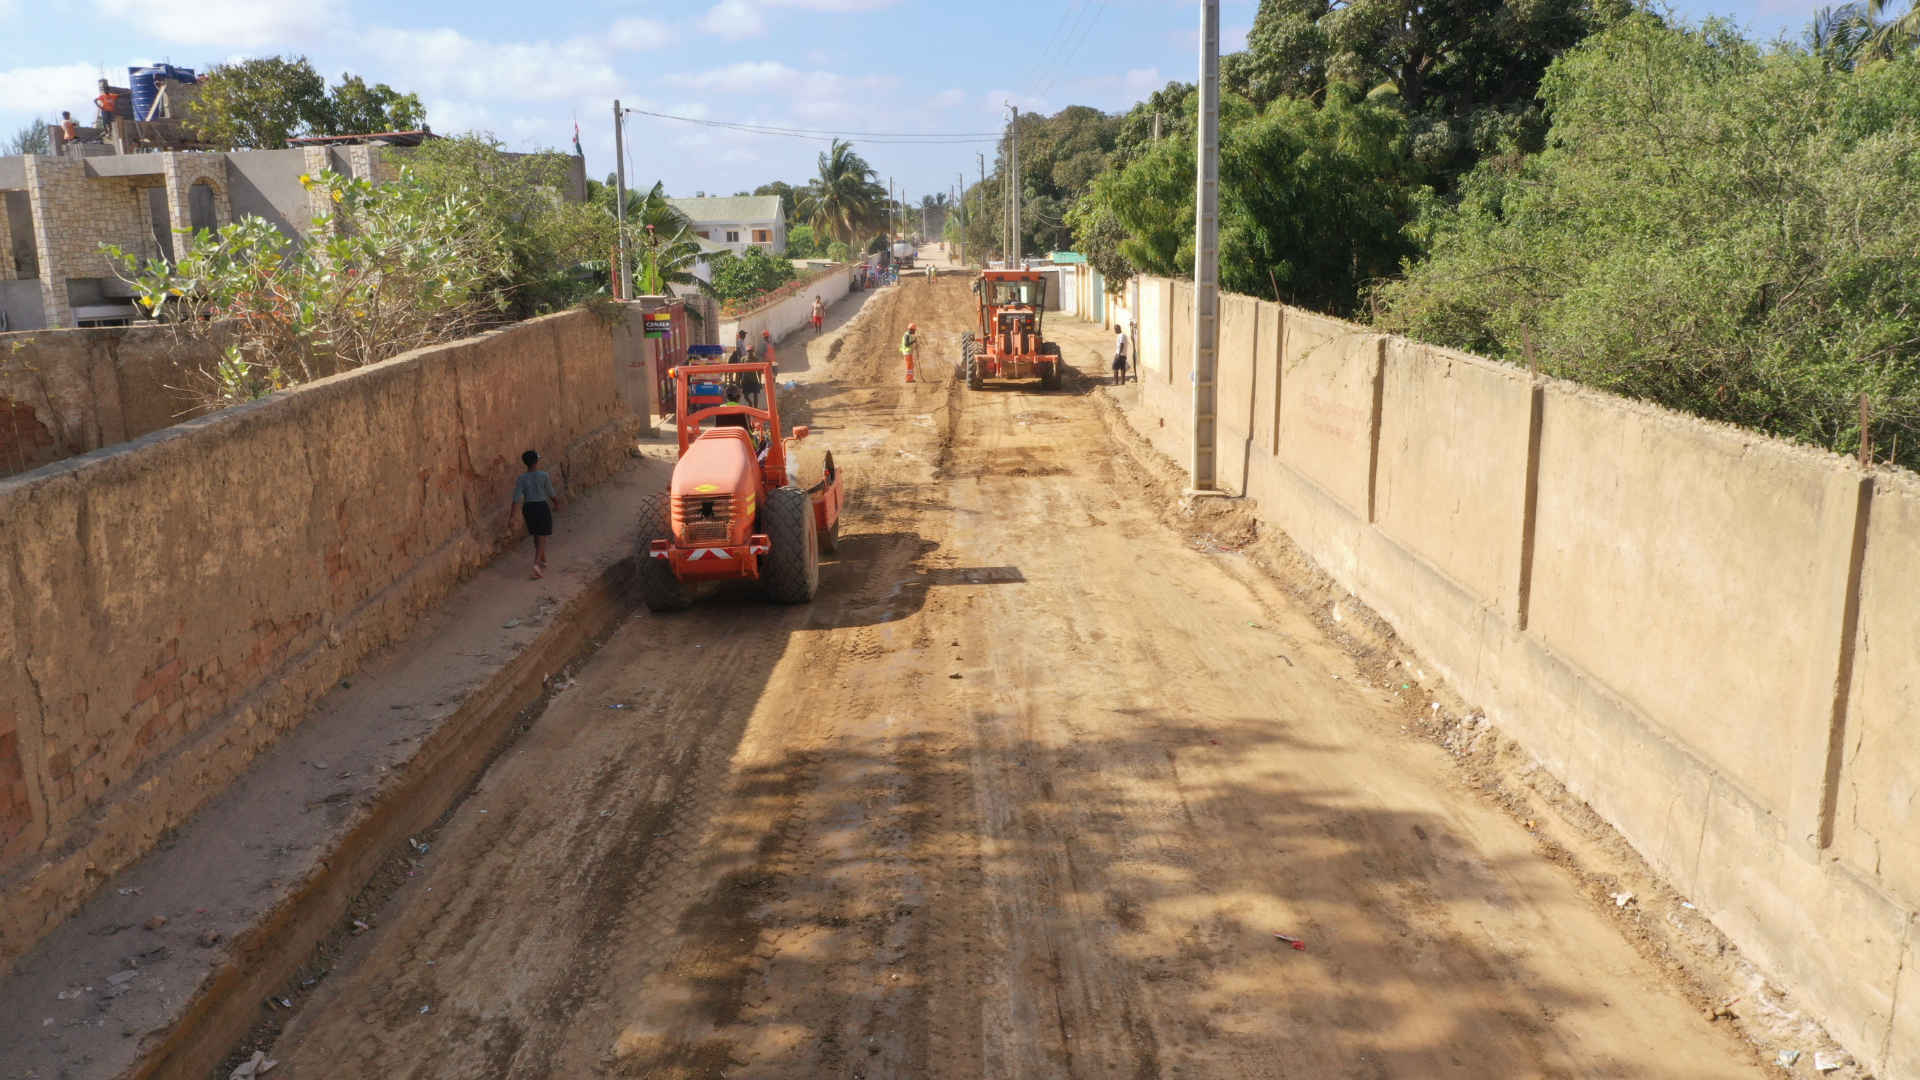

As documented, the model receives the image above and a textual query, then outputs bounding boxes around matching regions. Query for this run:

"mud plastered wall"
[0,309,637,969]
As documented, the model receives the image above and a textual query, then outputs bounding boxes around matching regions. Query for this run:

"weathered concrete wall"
[0,325,220,478]
[718,264,856,350]
[1110,275,1920,1079]
[0,309,637,969]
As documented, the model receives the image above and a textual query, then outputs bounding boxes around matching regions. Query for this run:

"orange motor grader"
[958,269,1061,391]
[636,355,845,611]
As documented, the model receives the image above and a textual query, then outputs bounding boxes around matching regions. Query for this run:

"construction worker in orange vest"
[900,323,917,383]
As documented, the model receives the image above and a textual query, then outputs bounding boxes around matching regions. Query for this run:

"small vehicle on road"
[959,268,1060,390]
[636,359,845,611]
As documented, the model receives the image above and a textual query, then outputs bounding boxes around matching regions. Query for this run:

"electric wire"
[1028,0,1111,106]
[1011,0,1090,102]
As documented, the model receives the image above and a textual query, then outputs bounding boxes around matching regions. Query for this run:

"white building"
[666,195,785,256]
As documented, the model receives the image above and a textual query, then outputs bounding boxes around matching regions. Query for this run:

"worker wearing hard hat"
[900,323,918,384]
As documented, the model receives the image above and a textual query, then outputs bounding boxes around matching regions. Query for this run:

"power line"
[1012,0,1090,102]
[625,109,1002,143]
[1028,0,1111,106]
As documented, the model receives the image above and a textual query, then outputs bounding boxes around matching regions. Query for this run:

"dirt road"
[268,277,1770,1079]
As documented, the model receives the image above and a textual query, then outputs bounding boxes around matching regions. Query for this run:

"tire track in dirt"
[265,273,1772,1080]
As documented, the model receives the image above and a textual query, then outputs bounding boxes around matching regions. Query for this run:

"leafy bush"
[707,247,799,306]
[106,170,505,410]
[1375,16,1920,463]
[1073,87,1420,315]
[404,134,615,318]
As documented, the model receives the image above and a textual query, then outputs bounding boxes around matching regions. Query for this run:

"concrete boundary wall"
[718,263,855,349]
[0,309,638,970]
[1115,276,1920,1079]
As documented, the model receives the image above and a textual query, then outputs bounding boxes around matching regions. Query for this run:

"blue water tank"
[128,65,196,121]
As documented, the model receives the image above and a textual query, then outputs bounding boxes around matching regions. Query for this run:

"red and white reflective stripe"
[648,540,670,560]
[685,547,736,561]
[749,543,770,555]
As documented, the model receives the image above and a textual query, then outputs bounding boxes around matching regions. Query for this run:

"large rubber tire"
[1038,341,1063,390]
[789,445,841,554]
[635,493,693,612]
[957,331,974,380]
[760,486,820,604]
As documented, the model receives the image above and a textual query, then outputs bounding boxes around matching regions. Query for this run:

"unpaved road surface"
[269,278,1769,1079]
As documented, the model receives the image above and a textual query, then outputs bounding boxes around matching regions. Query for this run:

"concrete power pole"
[613,100,628,299]
[1190,0,1222,494]
[978,154,987,265]
[956,171,966,266]
[1009,106,1021,268]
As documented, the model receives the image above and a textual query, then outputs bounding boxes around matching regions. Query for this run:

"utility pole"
[1009,105,1021,268]
[956,171,966,266]
[978,154,986,263]
[613,100,628,299]
[1190,0,1222,494]
[889,176,895,244]
[1153,112,1162,142]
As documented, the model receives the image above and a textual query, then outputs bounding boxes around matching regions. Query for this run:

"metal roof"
[666,195,783,224]
[286,130,440,147]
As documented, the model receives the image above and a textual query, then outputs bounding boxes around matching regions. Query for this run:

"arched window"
[188,181,217,235]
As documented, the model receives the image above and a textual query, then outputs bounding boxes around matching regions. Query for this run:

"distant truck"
[891,240,916,268]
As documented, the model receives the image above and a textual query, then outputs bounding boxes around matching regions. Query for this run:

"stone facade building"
[0,140,582,333]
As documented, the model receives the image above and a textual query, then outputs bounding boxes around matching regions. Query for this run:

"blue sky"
[0,0,1830,201]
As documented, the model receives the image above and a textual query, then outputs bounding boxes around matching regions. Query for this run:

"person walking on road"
[760,329,776,369]
[811,295,825,334]
[739,364,763,409]
[510,449,559,580]
[1112,326,1130,385]
[731,329,749,363]
[900,322,918,383]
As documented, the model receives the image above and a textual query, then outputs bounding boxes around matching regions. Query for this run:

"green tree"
[4,120,51,156]
[405,133,613,318]
[191,56,330,149]
[800,140,885,246]
[753,180,807,228]
[785,224,821,258]
[618,181,710,297]
[1376,16,1920,464]
[315,74,425,135]
[1226,0,1624,187]
[706,246,798,305]
[190,56,426,149]
[1072,87,1418,314]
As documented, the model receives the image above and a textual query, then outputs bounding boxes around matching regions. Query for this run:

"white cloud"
[929,88,966,109]
[356,24,675,103]
[701,0,767,38]
[698,0,901,38]
[93,0,340,48]
[664,61,892,100]
[0,63,103,117]
[608,17,675,50]
[1126,67,1163,92]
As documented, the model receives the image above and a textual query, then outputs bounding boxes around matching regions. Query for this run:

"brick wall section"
[0,309,638,967]
[0,325,222,478]
[0,399,57,476]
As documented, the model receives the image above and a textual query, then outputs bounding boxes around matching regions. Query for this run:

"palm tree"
[616,182,711,296]
[1866,0,1920,56]
[1809,0,1919,66]
[800,140,885,247]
